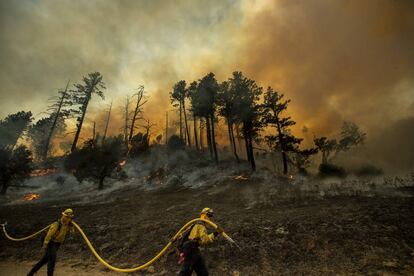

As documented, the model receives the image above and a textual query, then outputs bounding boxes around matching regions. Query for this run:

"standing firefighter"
[178,207,223,276]
[27,209,75,276]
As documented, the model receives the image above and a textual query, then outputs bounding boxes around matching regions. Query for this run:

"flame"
[119,160,126,167]
[30,168,57,177]
[233,175,249,181]
[24,193,40,201]
[289,175,294,180]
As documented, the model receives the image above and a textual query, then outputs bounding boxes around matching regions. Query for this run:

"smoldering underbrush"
[0,146,413,207]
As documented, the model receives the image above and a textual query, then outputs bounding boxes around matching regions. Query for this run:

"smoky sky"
[0,0,242,118]
[1,0,413,171]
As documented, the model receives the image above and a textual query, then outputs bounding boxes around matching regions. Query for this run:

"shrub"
[318,163,347,178]
[167,135,185,151]
[65,138,123,189]
[0,145,33,195]
[355,165,383,177]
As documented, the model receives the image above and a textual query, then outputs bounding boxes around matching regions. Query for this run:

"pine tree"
[69,72,105,152]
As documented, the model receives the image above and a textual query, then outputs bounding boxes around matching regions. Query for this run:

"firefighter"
[27,209,75,276]
[179,208,223,276]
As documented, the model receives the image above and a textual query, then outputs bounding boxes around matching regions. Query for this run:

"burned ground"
[1,177,414,275]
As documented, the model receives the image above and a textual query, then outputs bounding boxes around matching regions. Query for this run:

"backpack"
[40,221,62,247]
[176,223,198,252]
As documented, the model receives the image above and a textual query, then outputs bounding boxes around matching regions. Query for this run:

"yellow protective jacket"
[43,219,74,246]
[188,223,215,246]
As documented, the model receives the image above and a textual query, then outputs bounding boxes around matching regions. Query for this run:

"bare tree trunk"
[275,118,288,175]
[235,124,243,152]
[179,102,183,141]
[71,93,91,152]
[199,118,204,150]
[101,101,112,144]
[182,100,191,147]
[228,121,239,163]
[210,114,218,164]
[243,125,250,162]
[123,96,129,147]
[193,115,199,150]
[322,151,327,164]
[248,134,256,171]
[43,80,69,160]
[165,111,169,144]
[205,116,213,158]
[92,121,96,141]
[98,176,105,190]
[129,87,145,143]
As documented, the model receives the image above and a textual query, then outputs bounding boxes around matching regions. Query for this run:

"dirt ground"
[1,179,414,275]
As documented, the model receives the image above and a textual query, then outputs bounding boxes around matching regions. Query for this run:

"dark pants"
[27,241,60,276]
[179,241,208,276]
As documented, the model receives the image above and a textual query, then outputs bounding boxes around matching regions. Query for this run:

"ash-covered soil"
[1,178,414,276]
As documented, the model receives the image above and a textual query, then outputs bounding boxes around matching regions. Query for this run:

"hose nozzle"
[222,232,242,251]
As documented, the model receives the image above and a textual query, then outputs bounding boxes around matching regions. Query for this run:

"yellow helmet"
[200,207,214,217]
[62,208,74,218]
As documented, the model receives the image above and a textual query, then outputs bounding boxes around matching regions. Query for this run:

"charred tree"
[123,96,130,147]
[171,80,191,146]
[188,81,199,150]
[210,114,218,164]
[0,111,33,149]
[42,80,70,160]
[218,80,239,162]
[70,72,105,153]
[129,86,146,144]
[165,111,169,144]
[230,72,262,171]
[101,100,112,144]
[262,87,302,175]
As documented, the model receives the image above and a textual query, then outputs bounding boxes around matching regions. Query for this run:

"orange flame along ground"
[233,175,249,181]
[24,193,41,201]
[29,168,57,177]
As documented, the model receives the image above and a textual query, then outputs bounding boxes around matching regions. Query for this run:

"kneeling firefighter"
[27,209,75,276]
[178,208,223,276]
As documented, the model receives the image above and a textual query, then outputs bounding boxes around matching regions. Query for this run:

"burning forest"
[0,0,414,275]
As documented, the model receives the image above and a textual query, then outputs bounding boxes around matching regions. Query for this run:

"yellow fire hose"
[1,222,51,241]
[1,218,236,273]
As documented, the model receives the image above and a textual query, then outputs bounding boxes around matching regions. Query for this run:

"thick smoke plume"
[1,0,413,171]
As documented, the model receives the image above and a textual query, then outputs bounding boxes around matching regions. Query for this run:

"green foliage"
[314,136,337,164]
[217,80,237,124]
[195,72,219,118]
[170,80,187,107]
[0,111,33,148]
[262,87,301,149]
[338,121,366,151]
[293,147,319,175]
[0,145,33,195]
[230,72,263,138]
[261,86,306,174]
[314,121,367,164]
[27,114,66,161]
[64,138,122,189]
[69,72,106,152]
